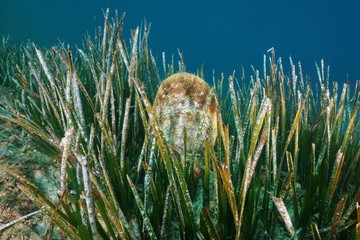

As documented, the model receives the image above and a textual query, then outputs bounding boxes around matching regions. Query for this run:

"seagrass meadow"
[0,10,360,239]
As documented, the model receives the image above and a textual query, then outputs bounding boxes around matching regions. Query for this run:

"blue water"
[1,0,360,86]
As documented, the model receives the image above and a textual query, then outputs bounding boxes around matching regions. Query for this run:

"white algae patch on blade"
[271,195,297,240]
[153,73,218,154]
[59,127,74,193]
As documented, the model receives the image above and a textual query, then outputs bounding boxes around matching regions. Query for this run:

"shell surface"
[153,73,218,154]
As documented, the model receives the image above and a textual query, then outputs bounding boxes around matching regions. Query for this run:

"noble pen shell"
[153,73,219,155]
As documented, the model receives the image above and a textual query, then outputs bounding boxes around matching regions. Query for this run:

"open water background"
[1,0,360,86]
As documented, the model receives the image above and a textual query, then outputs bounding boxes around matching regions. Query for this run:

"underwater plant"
[0,36,25,87]
[0,9,359,239]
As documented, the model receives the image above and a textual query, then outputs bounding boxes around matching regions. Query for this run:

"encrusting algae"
[153,73,218,155]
